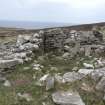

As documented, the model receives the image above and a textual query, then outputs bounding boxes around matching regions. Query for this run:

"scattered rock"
[16,35,31,46]
[19,43,39,51]
[33,63,43,71]
[83,63,94,69]
[78,69,94,75]
[17,93,33,102]
[72,67,78,71]
[0,59,19,69]
[46,76,54,90]
[63,72,85,83]
[90,67,105,81]
[52,91,85,105]
[39,74,49,82]
[3,80,11,87]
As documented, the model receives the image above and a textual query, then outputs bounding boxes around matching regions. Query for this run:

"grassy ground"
[0,54,105,105]
[0,36,16,44]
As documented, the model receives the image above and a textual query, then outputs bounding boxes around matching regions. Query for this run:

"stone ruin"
[1,26,105,105]
[42,27,104,58]
[43,28,66,52]
[0,26,104,72]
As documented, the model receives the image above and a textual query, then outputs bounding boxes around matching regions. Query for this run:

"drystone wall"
[43,28,66,52]
[42,27,104,54]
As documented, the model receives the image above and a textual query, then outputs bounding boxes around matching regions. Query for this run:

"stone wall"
[43,28,66,52]
[41,27,104,58]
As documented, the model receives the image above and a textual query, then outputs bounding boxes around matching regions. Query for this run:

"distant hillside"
[0,22,105,37]
[61,22,105,31]
[0,20,73,29]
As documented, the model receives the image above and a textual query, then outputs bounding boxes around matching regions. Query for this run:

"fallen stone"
[90,67,105,81]
[16,35,31,46]
[17,93,33,102]
[83,63,94,69]
[0,59,19,69]
[19,43,39,51]
[39,74,49,82]
[72,67,78,71]
[78,69,94,75]
[46,76,54,90]
[63,72,85,83]
[52,91,85,105]
[3,80,11,87]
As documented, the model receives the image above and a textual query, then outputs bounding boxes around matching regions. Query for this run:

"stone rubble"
[0,32,41,71]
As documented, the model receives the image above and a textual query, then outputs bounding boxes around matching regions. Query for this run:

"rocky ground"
[1,26,105,105]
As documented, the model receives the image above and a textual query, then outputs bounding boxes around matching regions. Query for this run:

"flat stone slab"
[63,72,85,83]
[90,67,105,81]
[52,91,85,105]
[78,69,94,75]
[0,59,19,69]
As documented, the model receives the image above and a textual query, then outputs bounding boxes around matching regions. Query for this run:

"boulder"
[90,67,105,81]
[83,63,94,69]
[63,72,85,83]
[13,52,27,59]
[78,69,94,75]
[30,33,41,43]
[52,91,85,105]
[3,80,11,87]
[19,43,39,51]
[16,35,31,46]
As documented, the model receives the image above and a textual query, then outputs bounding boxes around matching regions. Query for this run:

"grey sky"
[0,0,105,23]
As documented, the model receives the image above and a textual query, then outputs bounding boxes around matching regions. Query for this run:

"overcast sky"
[0,0,105,24]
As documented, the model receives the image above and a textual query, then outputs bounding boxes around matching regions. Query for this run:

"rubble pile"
[0,33,42,72]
